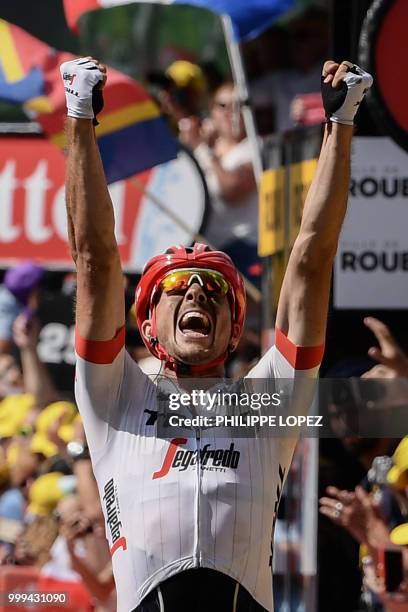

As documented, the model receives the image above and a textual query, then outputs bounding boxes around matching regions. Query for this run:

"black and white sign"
[335,137,408,309]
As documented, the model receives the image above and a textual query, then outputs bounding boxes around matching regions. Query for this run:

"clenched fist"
[60,57,107,123]
[321,60,373,125]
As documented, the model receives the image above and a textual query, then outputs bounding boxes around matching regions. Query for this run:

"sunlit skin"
[141,280,240,377]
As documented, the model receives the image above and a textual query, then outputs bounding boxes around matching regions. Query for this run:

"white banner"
[334,137,408,309]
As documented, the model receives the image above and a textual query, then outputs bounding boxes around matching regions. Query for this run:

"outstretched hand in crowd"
[319,485,391,551]
[362,318,408,379]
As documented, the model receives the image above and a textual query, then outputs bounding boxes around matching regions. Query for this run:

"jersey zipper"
[194,427,201,567]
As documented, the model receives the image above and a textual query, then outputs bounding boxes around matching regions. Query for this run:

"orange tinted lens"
[160,271,191,295]
[160,269,229,296]
[202,273,229,295]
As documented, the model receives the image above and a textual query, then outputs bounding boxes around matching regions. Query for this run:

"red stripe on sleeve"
[275,327,324,370]
[75,326,125,364]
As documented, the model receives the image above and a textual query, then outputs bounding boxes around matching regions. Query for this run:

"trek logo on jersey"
[153,438,241,479]
[103,477,127,556]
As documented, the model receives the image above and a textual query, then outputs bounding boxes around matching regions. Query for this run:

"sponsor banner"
[0,137,207,271]
[288,159,318,247]
[258,167,285,257]
[334,137,408,309]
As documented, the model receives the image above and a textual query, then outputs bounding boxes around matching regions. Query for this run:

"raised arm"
[13,314,58,408]
[276,61,373,347]
[62,58,124,341]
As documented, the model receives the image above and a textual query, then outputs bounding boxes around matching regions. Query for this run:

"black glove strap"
[92,87,104,126]
[321,76,348,121]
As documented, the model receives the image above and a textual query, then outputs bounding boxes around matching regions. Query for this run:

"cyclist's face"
[147,279,236,367]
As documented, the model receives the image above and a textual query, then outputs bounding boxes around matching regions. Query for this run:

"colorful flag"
[0,20,52,110]
[0,19,178,183]
[63,0,295,41]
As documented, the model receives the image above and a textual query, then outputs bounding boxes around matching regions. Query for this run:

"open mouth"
[178,311,212,337]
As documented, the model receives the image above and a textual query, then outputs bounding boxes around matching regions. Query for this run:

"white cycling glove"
[321,63,373,125]
[60,57,104,123]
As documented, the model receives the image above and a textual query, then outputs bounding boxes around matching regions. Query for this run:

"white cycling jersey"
[75,327,323,612]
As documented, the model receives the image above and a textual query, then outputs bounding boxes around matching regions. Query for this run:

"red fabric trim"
[75,326,125,364]
[276,327,324,370]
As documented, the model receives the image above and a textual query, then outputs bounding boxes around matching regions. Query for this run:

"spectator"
[0,354,24,399]
[13,515,59,567]
[0,262,44,355]
[39,495,97,612]
[387,438,408,502]
[148,60,208,125]
[0,287,20,356]
[179,81,259,282]
[12,313,58,410]
[319,319,408,611]
[0,310,57,410]
[362,317,408,379]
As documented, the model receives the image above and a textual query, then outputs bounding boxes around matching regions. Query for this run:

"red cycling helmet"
[135,243,246,372]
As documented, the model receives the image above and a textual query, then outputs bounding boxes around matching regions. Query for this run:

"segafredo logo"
[153,438,240,479]
[63,72,76,85]
[103,477,127,556]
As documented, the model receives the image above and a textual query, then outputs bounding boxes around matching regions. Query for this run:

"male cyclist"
[61,56,372,611]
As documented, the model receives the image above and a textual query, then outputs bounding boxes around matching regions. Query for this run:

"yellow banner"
[258,168,285,257]
[272,252,286,314]
[288,159,318,246]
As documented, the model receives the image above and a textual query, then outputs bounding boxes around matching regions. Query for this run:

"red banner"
[0,137,149,269]
[0,136,207,271]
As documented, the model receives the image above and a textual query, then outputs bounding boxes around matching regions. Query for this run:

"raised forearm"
[276,61,372,346]
[65,117,124,340]
[276,123,353,342]
[20,346,57,408]
[65,118,117,261]
[295,122,353,266]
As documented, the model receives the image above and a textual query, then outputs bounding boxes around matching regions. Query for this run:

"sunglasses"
[157,268,230,299]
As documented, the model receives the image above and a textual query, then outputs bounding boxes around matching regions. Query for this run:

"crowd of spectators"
[0,263,115,611]
[318,318,408,611]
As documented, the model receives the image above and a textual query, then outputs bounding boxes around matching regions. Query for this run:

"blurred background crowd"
[0,0,407,610]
